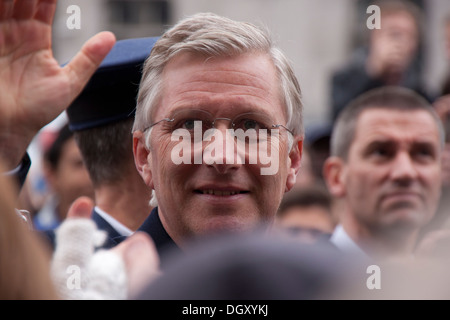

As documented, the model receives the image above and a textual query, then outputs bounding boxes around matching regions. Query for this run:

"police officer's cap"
[67,36,159,131]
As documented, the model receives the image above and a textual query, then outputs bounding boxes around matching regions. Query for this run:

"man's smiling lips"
[193,185,250,197]
[196,190,248,196]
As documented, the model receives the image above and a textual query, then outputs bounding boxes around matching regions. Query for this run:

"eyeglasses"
[143,109,294,143]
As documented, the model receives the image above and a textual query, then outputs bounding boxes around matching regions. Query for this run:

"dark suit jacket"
[112,207,182,268]
[92,209,123,249]
[16,153,31,190]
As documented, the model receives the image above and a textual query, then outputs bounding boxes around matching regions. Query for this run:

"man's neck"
[95,179,152,231]
[341,216,419,261]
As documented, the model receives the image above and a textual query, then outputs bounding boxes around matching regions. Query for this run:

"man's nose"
[390,151,418,184]
[203,126,244,175]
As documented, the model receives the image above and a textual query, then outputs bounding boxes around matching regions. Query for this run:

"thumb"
[51,197,99,299]
[63,31,116,104]
[66,196,94,219]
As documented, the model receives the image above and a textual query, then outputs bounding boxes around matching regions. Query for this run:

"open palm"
[0,0,115,167]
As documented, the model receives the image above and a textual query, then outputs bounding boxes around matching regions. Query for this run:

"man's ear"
[323,156,346,197]
[133,131,154,189]
[285,138,303,192]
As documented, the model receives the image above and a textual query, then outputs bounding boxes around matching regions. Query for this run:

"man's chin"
[197,215,261,237]
[381,208,429,231]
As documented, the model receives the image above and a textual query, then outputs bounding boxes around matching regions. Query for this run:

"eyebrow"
[362,140,395,154]
[410,141,439,155]
[362,139,438,154]
[167,104,275,118]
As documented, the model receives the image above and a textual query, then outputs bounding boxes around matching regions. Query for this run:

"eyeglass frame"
[142,109,295,137]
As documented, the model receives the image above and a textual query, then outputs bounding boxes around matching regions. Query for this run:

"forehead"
[156,52,283,119]
[382,11,417,29]
[353,108,440,148]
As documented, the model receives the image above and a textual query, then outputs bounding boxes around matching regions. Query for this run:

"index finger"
[33,0,57,25]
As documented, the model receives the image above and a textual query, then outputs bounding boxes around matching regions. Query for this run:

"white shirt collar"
[4,162,22,176]
[330,224,371,261]
[94,206,133,237]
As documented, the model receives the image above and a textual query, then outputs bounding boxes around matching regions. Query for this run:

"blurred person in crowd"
[275,184,337,243]
[323,86,444,263]
[418,11,450,235]
[439,12,450,96]
[290,143,316,189]
[51,196,160,300]
[14,114,69,220]
[33,123,94,231]
[0,160,159,300]
[431,11,450,188]
[0,0,158,300]
[330,0,432,122]
[0,160,59,299]
[129,12,303,265]
[64,37,158,249]
[304,122,333,185]
[415,92,450,243]
[410,11,450,244]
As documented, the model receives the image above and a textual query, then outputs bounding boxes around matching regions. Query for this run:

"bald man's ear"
[323,156,346,197]
[133,131,154,189]
[285,138,303,192]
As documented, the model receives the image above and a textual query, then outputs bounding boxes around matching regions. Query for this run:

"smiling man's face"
[133,52,302,245]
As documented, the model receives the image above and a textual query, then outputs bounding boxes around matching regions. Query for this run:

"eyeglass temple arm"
[143,118,174,132]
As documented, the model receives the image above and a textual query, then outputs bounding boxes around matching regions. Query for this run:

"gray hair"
[133,12,303,135]
[331,86,445,161]
[133,12,303,207]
